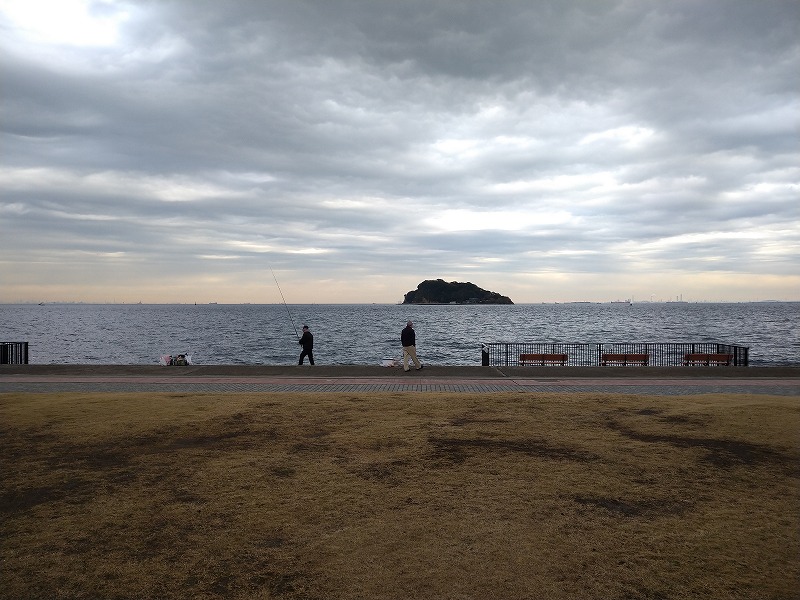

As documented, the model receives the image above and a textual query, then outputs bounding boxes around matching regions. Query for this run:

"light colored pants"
[402,345,422,370]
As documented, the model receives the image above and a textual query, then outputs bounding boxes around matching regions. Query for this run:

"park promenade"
[1,364,799,395]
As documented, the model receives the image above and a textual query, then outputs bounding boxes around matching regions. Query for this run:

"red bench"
[601,353,649,366]
[684,353,733,366]
[519,353,568,366]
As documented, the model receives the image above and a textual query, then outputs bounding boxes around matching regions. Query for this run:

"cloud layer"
[2,0,798,303]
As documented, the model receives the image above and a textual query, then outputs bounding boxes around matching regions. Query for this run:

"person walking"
[401,320,423,371]
[298,325,314,365]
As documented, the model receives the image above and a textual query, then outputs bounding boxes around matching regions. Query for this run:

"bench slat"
[601,353,649,366]
[519,353,568,366]
[683,353,732,366]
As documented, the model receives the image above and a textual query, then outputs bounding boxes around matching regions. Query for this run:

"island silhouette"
[403,279,513,304]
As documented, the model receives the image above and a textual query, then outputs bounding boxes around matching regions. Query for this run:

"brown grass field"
[1,391,798,600]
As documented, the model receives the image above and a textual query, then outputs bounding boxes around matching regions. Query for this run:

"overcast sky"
[1,0,798,304]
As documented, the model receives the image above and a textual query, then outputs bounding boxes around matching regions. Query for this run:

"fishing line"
[270,267,299,339]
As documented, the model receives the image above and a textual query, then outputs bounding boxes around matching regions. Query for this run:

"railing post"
[1,342,29,365]
[481,344,489,366]
[736,346,749,367]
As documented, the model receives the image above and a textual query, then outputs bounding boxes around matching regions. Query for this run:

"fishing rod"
[270,267,300,339]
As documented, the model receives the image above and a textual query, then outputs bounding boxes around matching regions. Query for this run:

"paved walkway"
[2,365,799,395]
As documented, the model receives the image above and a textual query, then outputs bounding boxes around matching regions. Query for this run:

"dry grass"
[1,391,798,600]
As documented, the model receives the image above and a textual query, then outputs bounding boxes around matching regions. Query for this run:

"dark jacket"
[401,326,415,347]
[299,331,313,350]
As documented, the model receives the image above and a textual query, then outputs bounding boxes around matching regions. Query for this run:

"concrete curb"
[2,364,799,378]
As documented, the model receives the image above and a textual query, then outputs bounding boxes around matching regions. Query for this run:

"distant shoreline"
[3,301,799,306]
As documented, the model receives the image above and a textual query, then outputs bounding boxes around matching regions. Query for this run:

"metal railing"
[481,342,749,367]
[1,342,29,365]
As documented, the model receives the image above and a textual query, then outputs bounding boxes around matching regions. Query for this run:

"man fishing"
[298,325,314,365]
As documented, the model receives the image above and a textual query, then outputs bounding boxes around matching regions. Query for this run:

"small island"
[403,279,514,304]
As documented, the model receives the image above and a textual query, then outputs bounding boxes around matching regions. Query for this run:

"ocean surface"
[1,302,798,366]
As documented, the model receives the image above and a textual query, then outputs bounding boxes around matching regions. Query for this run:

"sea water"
[0,302,797,366]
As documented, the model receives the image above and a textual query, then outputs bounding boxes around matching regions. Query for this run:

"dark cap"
[302,325,309,330]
